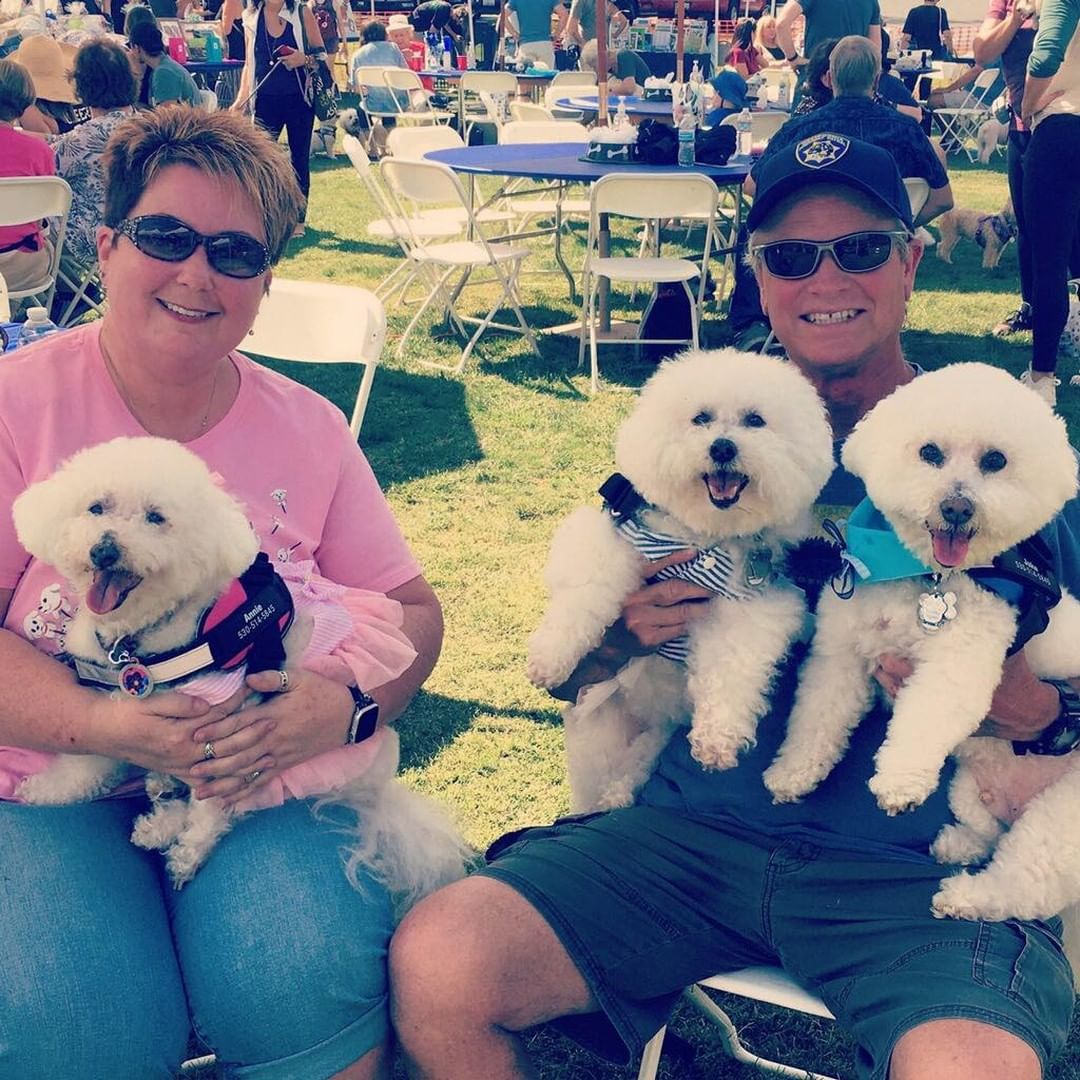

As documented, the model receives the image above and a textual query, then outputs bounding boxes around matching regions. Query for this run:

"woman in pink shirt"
[0,106,443,1079]
[728,17,765,79]
[0,59,56,303]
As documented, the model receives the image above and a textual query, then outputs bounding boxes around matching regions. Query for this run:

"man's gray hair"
[829,35,880,98]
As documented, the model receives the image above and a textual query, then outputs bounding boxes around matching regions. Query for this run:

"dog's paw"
[525,649,579,690]
[931,824,992,867]
[931,872,1011,921]
[165,843,210,889]
[16,772,91,805]
[688,729,750,771]
[595,780,635,811]
[868,769,938,816]
[762,761,817,804]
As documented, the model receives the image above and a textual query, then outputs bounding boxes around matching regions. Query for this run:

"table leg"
[598,212,611,332]
[554,182,577,303]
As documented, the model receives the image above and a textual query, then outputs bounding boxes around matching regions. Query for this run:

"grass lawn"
[260,140,1080,1078]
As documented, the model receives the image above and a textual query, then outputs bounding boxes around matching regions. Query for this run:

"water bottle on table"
[734,107,752,160]
[677,116,696,167]
[16,307,58,350]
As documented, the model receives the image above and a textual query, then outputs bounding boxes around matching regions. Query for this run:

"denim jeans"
[0,795,393,1079]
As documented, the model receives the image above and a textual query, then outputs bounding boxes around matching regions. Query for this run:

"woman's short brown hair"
[73,39,137,109]
[0,59,35,122]
[102,107,303,265]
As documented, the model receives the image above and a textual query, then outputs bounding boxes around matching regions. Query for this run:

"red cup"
[455,54,467,70]
[406,53,423,72]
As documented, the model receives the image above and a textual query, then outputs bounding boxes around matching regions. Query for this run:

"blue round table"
[555,94,675,119]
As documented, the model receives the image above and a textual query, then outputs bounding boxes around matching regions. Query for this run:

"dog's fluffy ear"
[201,482,261,580]
[12,469,75,567]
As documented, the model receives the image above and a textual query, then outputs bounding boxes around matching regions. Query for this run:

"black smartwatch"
[345,686,380,745]
[1012,679,1080,756]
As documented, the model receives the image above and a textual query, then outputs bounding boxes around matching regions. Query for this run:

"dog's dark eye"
[692,410,714,426]
[145,509,166,526]
[980,449,1007,474]
[88,502,104,516]
[742,412,766,428]
[919,443,945,467]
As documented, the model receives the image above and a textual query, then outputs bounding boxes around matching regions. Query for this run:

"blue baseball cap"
[746,133,914,233]
[710,68,750,110]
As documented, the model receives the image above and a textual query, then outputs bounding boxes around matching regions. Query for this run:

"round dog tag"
[119,662,154,698]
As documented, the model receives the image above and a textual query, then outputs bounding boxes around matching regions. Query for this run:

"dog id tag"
[119,662,154,698]
[917,588,958,633]
[745,547,773,588]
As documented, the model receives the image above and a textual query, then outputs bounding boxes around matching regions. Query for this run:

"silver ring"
[278,669,289,693]
[244,769,262,784]
[203,741,216,760]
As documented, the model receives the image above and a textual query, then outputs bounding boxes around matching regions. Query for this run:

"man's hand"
[873,649,1063,741]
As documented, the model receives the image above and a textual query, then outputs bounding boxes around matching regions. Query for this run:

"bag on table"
[695,124,735,166]
[635,119,678,165]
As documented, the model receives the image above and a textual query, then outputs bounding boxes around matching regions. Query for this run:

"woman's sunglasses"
[750,230,910,281]
[113,215,272,279]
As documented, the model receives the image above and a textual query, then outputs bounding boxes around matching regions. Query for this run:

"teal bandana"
[842,499,933,583]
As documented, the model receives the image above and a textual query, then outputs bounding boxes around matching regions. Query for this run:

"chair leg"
[683,281,700,351]
[589,277,602,394]
[577,268,591,371]
[637,1027,666,1080]
[396,265,455,359]
[684,985,838,1080]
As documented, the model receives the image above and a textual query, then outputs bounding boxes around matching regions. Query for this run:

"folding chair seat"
[460,70,518,144]
[932,68,999,162]
[578,172,717,393]
[240,278,387,438]
[509,101,555,122]
[0,176,72,317]
[379,157,538,372]
[638,965,838,1080]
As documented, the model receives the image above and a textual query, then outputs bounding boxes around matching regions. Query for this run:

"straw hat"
[387,14,412,31]
[11,35,78,104]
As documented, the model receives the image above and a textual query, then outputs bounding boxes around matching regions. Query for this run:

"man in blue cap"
[389,136,1078,1080]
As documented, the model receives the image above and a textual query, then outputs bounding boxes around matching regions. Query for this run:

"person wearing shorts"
[388,136,1077,1080]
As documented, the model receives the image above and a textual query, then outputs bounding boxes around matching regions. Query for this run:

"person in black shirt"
[901,0,953,60]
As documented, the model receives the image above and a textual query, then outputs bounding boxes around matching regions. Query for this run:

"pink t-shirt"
[0,323,423,794]
[0,126,55,250]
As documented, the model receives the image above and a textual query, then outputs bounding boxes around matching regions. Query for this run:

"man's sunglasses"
[113,215,272,279]
[750,230,910,281]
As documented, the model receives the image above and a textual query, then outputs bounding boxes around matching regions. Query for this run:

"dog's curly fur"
[12,437,469,902]
[936,197,1016,270]
[527,349,834,811]
[764,365,1080,919]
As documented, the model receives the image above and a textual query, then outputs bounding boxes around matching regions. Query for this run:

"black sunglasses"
[750,230,910,281]
[114,215,272,279]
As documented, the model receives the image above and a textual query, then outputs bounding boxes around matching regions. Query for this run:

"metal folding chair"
[0,176,72,317]
[932,68,999,162]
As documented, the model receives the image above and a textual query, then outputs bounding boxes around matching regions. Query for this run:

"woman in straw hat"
[11,34,82,135]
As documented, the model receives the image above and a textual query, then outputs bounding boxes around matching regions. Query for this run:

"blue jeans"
[0,796,393,1079]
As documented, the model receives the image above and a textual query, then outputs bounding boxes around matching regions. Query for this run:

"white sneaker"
[1019,368,1060,407]
[914,226,936,249]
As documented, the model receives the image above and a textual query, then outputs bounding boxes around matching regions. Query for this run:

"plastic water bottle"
[504,35,517,67]
[678,117,696,167]
[776,76,790,111]
[441,34,452,68]
[735,108,753,159]
[16,307,58,349]
[205,31,223,63]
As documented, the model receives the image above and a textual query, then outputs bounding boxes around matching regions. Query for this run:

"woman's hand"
[86,685,255,781]
[188,668,354,805]
[280,47,310,69]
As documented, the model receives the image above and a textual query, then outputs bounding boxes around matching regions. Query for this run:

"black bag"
[299,6,338,121]
[635,119,678,165]
[695,123,736,166]
[640,272,716,363]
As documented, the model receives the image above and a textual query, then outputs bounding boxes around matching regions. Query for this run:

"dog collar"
[73,552,295,698]
[841,499,933,583]
[599,472,646,520]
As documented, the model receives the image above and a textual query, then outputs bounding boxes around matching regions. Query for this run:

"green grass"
[262,145,1080,1078]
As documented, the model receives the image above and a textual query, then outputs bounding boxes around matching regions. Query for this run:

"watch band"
[345,685,380,745]
[1012,680,1080,756]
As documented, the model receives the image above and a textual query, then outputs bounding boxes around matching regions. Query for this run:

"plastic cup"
[456,54,467,70]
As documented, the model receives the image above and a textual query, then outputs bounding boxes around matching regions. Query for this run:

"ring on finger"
[277,669,290,693]
[244,769,262,784]
[203,741,216,760]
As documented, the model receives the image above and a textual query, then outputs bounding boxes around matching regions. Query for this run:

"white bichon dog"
[12,436,469,899]
[764,363,1080,822]
[527,349,834,811]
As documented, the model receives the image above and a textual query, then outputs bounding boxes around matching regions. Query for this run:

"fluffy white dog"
[12,436,469,900]
[977,115,1009,165]
[764,364,1080,820]
[527,349,834,811]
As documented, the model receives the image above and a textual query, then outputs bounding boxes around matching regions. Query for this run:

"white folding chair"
[0,176,72,317]
[509,100,555,122]
[383,67,456,126]
[498,120,591,227]
[352,65,408,154]
[544,69,597,111]
[903,177,930,219]
[579,172,717,394]
[638,965,838,1080]
[55,257,105,327]
[460,70,518,143]
[720,110,787,146]
[933,68,999,162]
[379,157,538,372]
[342,133,464,308]
[239,278,386,439]
[198,87,219,111]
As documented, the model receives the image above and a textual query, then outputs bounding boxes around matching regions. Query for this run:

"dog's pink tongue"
[931,530,971,568]
[707,474,743,501]
[86,569,140,614]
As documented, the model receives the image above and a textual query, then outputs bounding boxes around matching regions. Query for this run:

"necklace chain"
[100,332,220,439]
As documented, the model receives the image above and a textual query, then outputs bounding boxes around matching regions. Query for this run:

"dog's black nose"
[709,438,738,466]
[939,496,975,528]
[90,534,121,570]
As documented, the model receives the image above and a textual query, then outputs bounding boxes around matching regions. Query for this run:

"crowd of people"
[2,3,1080,1076]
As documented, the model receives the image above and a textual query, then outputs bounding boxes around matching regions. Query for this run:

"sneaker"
[914,226,936,249]
[1019,367,1059,407]
[993,303,1032,337]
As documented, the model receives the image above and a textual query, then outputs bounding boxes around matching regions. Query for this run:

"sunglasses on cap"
[113,215,272,279]
[749,230,910,281]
